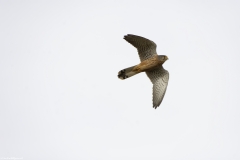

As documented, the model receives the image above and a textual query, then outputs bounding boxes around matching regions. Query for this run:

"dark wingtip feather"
[123,34,135,38]
[123,34,129,39]
[153,104,160,109]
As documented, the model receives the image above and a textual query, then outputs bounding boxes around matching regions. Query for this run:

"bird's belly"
[133,56,160,72]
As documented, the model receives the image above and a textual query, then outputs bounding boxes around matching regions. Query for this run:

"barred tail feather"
[118,65,139,80]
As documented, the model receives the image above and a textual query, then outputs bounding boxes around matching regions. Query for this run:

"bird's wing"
[124,34,157,61]
[146,66,169,109]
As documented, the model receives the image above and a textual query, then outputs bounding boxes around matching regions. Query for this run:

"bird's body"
[118,34,169,109]
[133,55,162,72]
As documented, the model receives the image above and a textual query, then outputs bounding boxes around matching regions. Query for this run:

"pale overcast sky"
[1,0,240,159]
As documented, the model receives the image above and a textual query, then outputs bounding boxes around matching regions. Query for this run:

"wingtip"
[123,34,134,38]
[123,34,129,39]
[153,104,160,109]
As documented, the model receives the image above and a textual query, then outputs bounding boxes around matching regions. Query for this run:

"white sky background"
[0,0,240,159]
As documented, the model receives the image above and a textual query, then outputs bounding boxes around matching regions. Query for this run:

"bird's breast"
[133,56,161,72]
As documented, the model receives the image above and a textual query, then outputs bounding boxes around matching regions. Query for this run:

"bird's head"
[158,55,168,64]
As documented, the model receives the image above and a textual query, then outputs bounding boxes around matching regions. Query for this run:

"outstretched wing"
[146,66,169,109]
[124,34,157,61]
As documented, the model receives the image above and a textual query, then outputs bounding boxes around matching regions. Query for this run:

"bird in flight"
[118,34,169,109]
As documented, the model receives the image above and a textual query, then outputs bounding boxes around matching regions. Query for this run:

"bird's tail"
[118,65,139,80]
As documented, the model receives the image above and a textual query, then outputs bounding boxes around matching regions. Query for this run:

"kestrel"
[118,34,169,109]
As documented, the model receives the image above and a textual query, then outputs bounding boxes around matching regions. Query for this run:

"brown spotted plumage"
[118,34,169,109]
